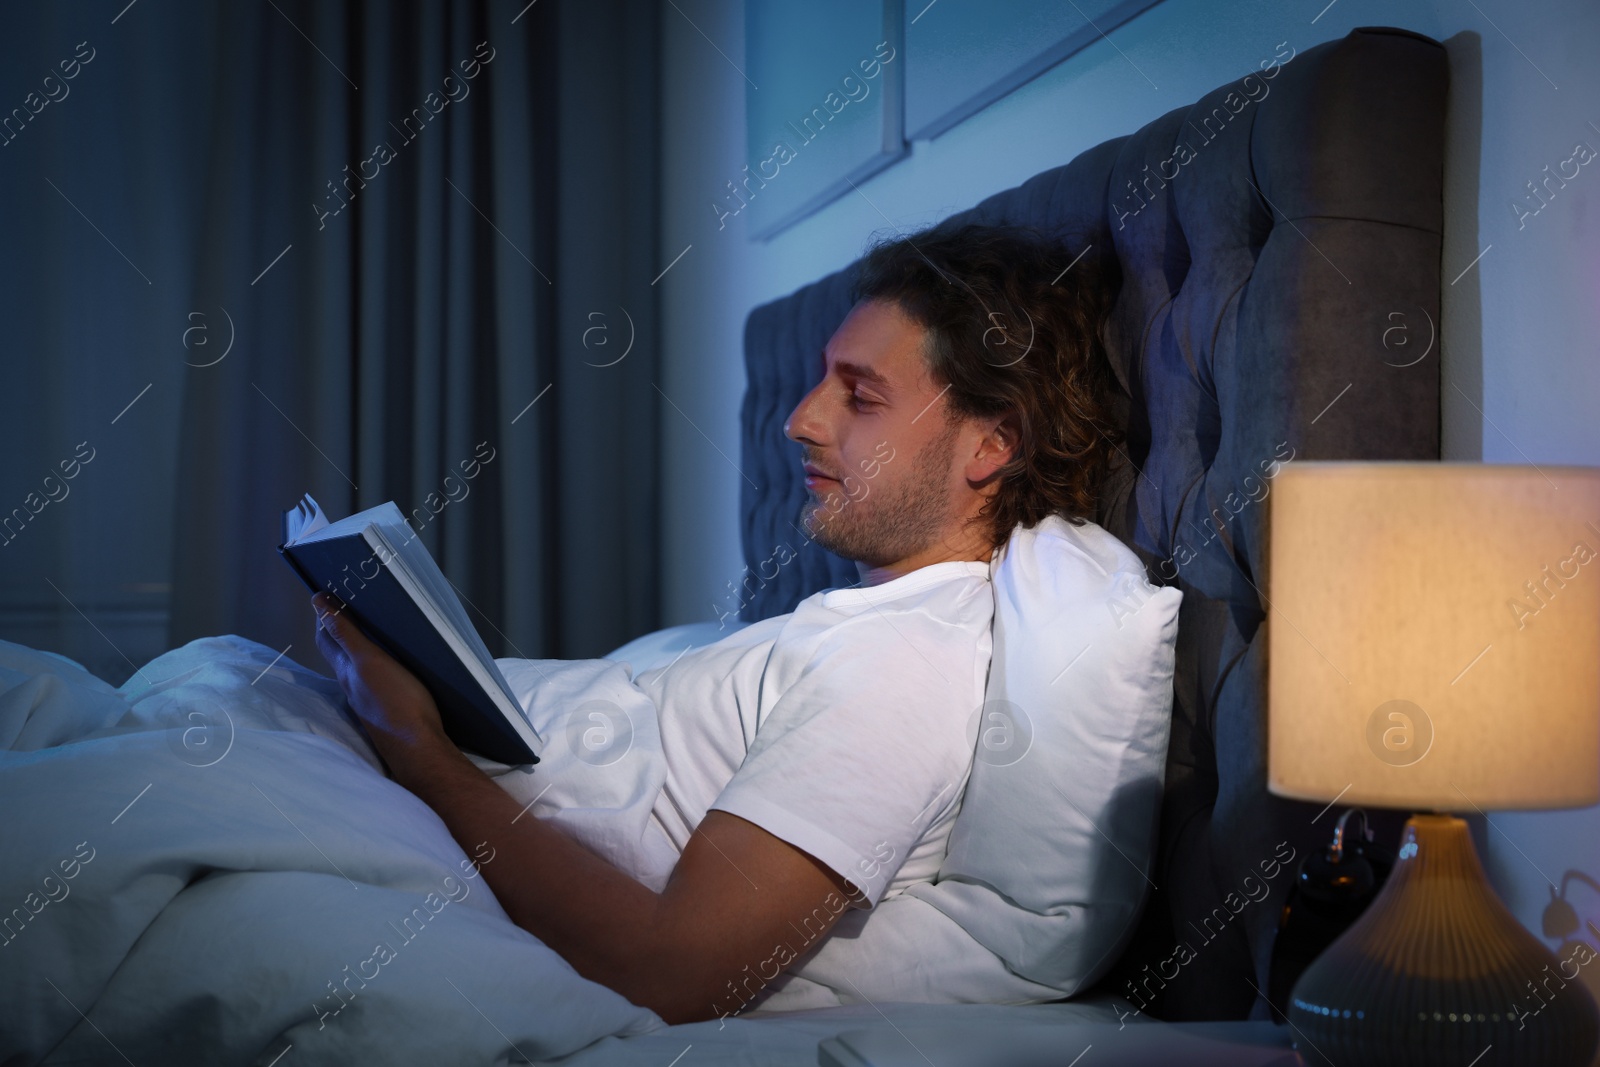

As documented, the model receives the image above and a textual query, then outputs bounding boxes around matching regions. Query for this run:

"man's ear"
[966,412,1020,485]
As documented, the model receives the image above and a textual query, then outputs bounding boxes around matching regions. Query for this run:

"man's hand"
[312,592,456,782]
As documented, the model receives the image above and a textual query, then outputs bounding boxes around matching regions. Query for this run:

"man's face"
[782,299,967,569]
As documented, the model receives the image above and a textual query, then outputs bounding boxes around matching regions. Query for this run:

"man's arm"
[311,594,853,1024]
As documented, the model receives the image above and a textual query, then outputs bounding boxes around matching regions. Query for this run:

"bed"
[0,24,1445,1066]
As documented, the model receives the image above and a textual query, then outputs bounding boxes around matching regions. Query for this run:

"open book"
[278,494,541,765]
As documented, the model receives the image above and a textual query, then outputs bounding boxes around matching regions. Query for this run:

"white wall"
[658,0,1600,966]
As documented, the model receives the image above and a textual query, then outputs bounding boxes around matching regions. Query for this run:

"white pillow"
[602,620,749,673]
[905,513,1182,994]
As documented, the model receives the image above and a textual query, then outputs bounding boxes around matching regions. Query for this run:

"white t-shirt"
[631,559,994,907]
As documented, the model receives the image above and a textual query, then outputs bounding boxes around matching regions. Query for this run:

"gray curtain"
[159,0,662,666]
[0,0,659,681]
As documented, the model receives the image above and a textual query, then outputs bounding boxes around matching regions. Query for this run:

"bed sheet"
[552,998,1131,1066]
[0,635,662,1065]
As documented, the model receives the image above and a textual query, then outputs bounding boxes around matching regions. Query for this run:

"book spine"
[278,544,323,596]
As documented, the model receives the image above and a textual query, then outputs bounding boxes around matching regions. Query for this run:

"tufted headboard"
[736,27,1446,1020]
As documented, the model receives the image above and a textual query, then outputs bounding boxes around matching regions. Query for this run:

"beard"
[802,417,961,568]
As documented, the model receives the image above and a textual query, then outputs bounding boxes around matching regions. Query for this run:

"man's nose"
[783,382,824,444]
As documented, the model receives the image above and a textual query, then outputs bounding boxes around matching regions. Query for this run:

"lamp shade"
[1268,462,1600,811]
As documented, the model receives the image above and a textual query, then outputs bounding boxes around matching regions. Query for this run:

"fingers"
[312,593,360,646]
[312,592,354,662]
[312,592,346,629]
[313,615,344,662]
[310,592,378,662]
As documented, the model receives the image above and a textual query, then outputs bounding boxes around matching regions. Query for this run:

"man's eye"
[849,392,877,410]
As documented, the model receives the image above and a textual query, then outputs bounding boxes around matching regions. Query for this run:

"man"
[312,222,1119,1024]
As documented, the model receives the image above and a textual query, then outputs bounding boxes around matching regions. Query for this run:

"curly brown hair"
[849,221,1124,550]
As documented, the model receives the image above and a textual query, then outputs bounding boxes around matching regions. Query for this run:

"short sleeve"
[707,619,980,908]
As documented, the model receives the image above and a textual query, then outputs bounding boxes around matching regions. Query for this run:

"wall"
[658,0,1600,986]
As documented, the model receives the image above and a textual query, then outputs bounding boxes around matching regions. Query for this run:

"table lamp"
[1268,462,1600,1067]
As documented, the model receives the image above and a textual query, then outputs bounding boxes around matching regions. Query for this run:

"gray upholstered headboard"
[737,26,1445,1020]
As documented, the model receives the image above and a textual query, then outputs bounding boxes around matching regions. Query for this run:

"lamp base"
[1287,814,1599,1067]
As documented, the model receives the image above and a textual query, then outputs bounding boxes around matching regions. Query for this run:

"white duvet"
[0,635,663,1065]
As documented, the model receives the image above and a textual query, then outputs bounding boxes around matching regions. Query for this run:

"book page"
[286,497,411,547]
[282,494,330,544]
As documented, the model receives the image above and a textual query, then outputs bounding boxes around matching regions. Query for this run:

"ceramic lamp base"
[1287,814,1599,1067]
